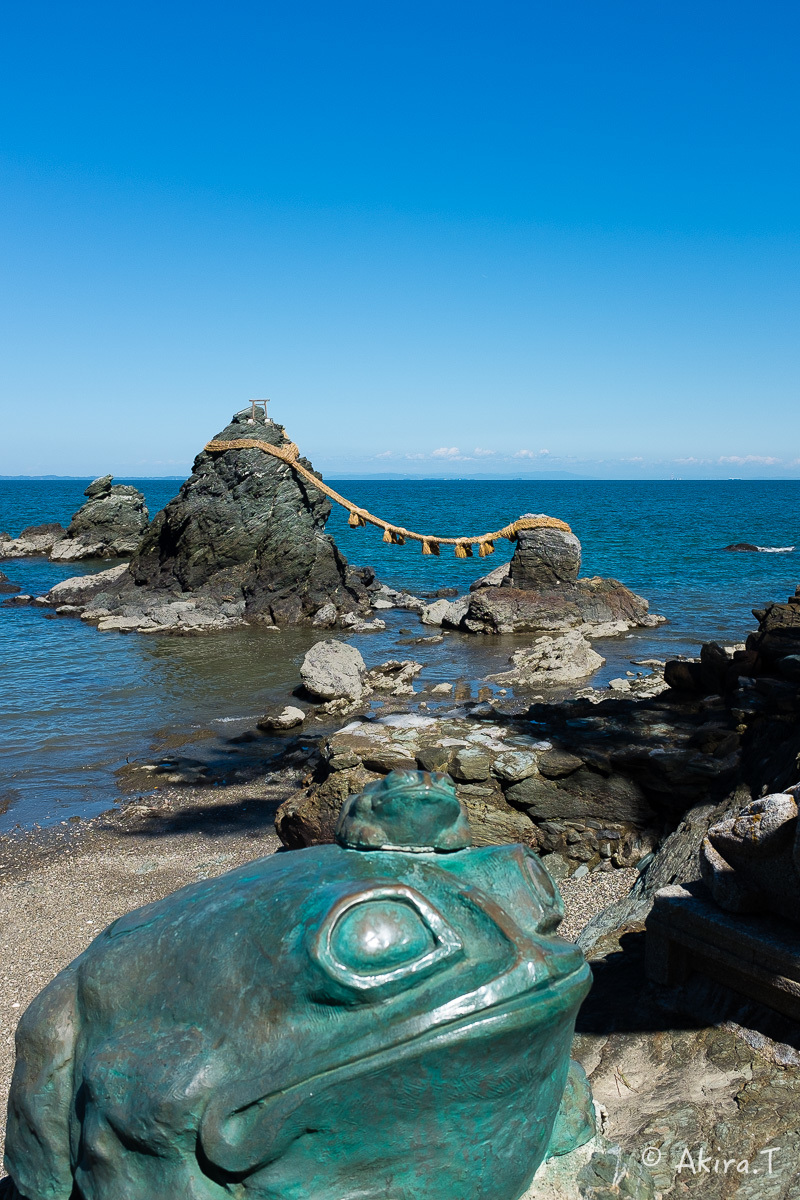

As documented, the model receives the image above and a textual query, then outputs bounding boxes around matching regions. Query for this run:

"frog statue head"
[4,771,593,1200]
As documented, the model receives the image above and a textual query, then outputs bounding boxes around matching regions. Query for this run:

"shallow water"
[1,478,798,831]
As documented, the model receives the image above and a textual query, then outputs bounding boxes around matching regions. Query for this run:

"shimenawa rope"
[204,436,571,559]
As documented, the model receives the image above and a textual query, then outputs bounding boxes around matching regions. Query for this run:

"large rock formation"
[50,476,149,560]
[461,523,663,636]
[44,409,372,632]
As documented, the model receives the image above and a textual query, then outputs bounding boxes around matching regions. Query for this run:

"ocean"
[1,477,798,833]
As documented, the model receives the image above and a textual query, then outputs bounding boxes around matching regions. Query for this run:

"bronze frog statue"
[4,771,593,1200]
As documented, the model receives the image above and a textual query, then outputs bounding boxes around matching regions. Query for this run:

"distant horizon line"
[3,473,800,483]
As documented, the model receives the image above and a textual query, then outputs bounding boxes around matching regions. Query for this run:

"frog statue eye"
[312,885,463,995]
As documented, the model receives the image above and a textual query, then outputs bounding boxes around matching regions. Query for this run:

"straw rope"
[204,436,571,558]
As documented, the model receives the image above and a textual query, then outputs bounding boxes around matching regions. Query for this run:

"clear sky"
[1,1,798,478]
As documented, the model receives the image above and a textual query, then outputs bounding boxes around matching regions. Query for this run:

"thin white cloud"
[718,455,781,465]
[513,449,550,459]
[374,450,393,459]
[473,447,496,457]
[432,446,466,459]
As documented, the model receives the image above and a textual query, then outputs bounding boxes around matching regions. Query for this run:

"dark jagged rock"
[723,542,761,552]
[664,587,800,693]
[43,409,373,632]
[129,410,370,623]
[50,477,149,560]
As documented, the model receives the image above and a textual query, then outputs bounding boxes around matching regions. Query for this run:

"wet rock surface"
[0,570,20,595]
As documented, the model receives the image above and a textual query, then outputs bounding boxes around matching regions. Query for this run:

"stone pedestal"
[646,883,800,1021]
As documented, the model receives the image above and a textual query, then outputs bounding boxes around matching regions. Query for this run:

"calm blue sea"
[1,478,798,832]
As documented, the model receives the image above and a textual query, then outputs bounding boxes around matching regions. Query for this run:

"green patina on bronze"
[4,771,593,1200]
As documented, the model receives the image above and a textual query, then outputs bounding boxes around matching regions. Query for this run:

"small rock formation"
[49,476,149,560]
[421,595,470,628]
[664,587,800,694]
[301,640,368,701]
[41,408,373,632]
[508,524,581,589]
[0,523,67,557]
[257,705,306,731]
[723,542,761,552]
[700,789,800,920]
[460,522,662,636]
[298,643,424,707]
[0,569,20,595]
[366,659,422,695]
[488,631,605,687]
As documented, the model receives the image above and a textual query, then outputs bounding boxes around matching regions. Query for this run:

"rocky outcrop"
[0,523,67,558]
[507,523,581,589]
[0,478,149,562]
[40,409,374,632]
[0,569,20,595]
[700,789,800,921]
[664,587,800,693]
[457,524,662,636]
[49,476,149,560]
[45,564,131,614]
[274,711,664,868]
[488,631,605,687]
[462,577,661,636]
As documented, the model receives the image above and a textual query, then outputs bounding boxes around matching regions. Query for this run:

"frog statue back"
[4,771,593,1200]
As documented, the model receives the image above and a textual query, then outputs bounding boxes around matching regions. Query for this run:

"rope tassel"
[454,542,471,558]
[348,511,361,528]
[479,540,495,557]
[382,528,392,543]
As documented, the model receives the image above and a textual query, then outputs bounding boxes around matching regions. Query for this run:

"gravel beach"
[0,781,636,1164]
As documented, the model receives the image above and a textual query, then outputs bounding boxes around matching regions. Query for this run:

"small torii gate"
[248,398,270,421]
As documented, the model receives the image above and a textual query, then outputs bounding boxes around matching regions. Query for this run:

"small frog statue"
[4,771,593,1200]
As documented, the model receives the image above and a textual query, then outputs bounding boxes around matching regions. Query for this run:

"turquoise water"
[1,478,798,832]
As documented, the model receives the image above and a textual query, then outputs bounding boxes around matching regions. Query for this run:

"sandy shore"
[0,779,636,1164]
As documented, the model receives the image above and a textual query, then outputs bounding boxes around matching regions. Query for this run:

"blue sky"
[1,1,798,478]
